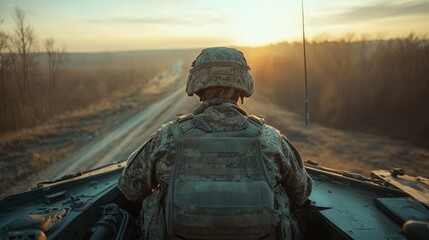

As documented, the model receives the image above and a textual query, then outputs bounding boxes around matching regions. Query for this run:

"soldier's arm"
[280,137,312,206]
[117,131,161,202]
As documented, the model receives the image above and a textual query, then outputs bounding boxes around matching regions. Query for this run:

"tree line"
[244,34,429,147]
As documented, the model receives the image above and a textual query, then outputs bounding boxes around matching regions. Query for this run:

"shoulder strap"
[172,113,202,139]
[244,115,265,137]
[176,113,193,122]
[248,114,265,125]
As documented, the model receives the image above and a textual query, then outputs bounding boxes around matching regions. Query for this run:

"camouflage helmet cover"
[186,47,254,97]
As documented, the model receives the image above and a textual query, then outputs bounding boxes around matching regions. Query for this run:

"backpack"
[166,114,280,240]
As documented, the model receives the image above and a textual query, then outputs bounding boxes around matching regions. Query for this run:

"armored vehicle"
[0,159,428,240]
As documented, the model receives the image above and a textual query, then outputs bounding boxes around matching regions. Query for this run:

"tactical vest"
[166,114,280,240]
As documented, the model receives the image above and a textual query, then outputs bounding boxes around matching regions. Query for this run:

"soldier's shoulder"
[150,118,180,143]
[159,112,194,132]
[259,120,281,136]
[248,114,265,125]
[156,113,195,138]
[245,114,281,137]
[258,121,284,145]
[175,113,194,122]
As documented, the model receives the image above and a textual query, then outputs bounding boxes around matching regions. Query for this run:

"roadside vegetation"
[244,34,429,147]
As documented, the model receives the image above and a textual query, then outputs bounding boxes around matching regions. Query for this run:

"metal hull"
[1,161,428,240]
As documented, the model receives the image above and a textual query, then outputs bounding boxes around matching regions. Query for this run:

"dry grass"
[243,93,429,177]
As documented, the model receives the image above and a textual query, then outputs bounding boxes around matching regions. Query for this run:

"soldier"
[118,47,312,240]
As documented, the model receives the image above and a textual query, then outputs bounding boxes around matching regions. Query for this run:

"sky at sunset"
[0,0,428,52]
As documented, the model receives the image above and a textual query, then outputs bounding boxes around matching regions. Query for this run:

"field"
[244,94,429,177]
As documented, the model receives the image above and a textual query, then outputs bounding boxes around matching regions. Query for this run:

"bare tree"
[11,7,37,108]
[0,18,12,114]
[423,42,429,71]
[396,34,421,135]
[44,37,66,112]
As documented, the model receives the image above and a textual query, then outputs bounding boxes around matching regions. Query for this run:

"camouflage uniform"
[118,99,312,239]
[118,47,312,239]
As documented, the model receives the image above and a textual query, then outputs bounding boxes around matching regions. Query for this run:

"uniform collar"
[193,98,248,116]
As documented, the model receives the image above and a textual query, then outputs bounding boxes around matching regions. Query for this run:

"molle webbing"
[167,116,279,240]
[175,138,265,181]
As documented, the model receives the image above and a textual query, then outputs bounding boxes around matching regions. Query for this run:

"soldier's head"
[186,47,254,103]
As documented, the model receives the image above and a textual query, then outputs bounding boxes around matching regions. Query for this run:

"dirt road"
[40,61,199,180]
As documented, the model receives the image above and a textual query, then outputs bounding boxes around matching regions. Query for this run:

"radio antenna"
[301,0,310,125]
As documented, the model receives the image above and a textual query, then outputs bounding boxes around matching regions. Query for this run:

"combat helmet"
[186,47,254,98]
